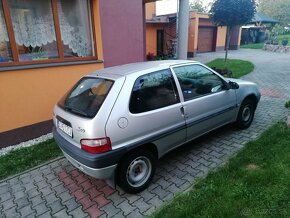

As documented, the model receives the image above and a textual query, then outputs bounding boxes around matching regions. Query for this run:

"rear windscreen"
[58,77,114,118]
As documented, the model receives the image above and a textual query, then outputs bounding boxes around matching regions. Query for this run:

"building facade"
[0,0,151,148]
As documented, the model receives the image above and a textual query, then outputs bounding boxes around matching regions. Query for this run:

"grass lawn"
[0,139,62,180]
[207,58,255,78]
[240,43,264,49]
[152,122,290,218]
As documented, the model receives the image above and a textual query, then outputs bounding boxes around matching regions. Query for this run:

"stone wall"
[263,44,290,53]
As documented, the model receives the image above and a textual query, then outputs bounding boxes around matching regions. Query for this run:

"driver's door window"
[174,64,225,101]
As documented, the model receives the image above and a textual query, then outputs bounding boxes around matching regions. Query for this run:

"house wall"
[99,0,145,67]
[216,27,227,51]
[0,0,105,147]
[146,24,158,55]
[146,2,156,20]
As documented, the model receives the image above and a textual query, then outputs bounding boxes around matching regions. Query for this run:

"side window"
[173,65,225,101]
[129,69,180,113]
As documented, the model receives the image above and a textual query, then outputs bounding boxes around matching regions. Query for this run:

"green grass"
[240,43,264,49]
[0,139,62,180]
[152,122,290,218]
[207,58,255,78]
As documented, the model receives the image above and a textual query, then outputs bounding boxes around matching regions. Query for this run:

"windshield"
[58,77,114,118]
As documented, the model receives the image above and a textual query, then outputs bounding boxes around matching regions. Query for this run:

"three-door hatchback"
[53,60,260,193]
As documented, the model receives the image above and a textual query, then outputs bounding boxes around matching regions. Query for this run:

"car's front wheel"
[117,149,156,194]
[235,98,256,129]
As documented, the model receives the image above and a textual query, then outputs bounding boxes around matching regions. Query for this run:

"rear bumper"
[63,151,117,179]
[53,127,127,179]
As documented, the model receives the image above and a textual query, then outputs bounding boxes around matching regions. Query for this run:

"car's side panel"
[105,70,187,158]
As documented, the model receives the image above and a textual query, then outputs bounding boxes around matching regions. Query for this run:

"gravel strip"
[0,133,53,157]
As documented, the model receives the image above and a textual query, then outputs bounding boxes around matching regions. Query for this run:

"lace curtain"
[58,0,93,57]
[8,0,93,57]
[0,3,9,42]
[9,0,56,48]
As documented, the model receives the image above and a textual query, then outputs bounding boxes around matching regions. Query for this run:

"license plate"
[58,120,73,137]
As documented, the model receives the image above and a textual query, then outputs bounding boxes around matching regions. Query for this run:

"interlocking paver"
[1,50,289,218]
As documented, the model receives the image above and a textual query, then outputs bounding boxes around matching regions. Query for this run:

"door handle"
[180,106,185,116]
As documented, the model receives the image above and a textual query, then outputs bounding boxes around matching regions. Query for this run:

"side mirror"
[228,81,239,89]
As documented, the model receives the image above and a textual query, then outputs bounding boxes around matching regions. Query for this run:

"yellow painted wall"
[146,24,157,55]
[216,26,227,48]
[145,2,156,20]
[0,0,104,132]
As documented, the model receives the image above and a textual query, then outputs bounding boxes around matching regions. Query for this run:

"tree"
[190,0,207,13]
[257,0,290,26]
[209,0,256,63]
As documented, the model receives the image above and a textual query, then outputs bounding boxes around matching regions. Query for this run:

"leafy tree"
[190,0,207,13]
[257,0,290,27]
[209,0,256,63]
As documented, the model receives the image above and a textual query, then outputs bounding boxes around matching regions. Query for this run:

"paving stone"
[58,191,73,203]
[37,210,52,218]
[85,205,103,218]
[137,190,155,202]
[1,198,16,211]
[107,192,125,206]
[122,193,141,204]
[15,196,30,209]
[52,208,72,218]
[30,195,44,208]
[18,205,35,217]
[54,184,67,195]
[63,198,80,213]
[3,206,21,218]
[44,192,59,205]
[115,199,136,216]
[68,206,88,217]
[14,190,26,200]
[11,183,23,193]
[34,202,50,216]
[151,186,170,200]
[0,191,12,203]
[0,183,10,194]
[132,197,151,213]
[127,209,143,218]
[47,200,63,215]
[100,203,121,217]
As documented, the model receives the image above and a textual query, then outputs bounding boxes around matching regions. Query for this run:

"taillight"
[80,137,112,154]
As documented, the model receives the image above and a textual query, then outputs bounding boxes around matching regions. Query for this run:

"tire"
[117,149,156,194]
[235,98,256,129]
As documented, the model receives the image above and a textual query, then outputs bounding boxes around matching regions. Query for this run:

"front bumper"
[53,127,127,179]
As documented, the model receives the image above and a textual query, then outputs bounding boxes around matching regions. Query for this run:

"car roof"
[88,60,199,79]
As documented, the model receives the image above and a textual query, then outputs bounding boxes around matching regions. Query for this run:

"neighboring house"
[0,0,154,148]
[146,2,241,57]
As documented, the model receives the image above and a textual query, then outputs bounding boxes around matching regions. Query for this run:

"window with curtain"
[0,0,96,66]
[58,0,94,58]
[0,0,13,63]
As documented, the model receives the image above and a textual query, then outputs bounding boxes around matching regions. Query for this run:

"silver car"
[53,60,260,193]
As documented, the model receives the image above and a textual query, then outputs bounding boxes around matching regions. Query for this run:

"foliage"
[240,43,264,49]
[285,100,290,108]
[207,58,255,78]
[257,0,290,26]
[146,52,155,61]
[189,0,207,13]
[209,0,256,63]
[0,139,62,180]
[152,122,290,218]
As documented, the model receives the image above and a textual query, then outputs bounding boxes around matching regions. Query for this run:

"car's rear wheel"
[117,149,156,194]
[235,98,256,129]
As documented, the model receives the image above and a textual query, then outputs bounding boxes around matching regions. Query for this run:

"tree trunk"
[225,26,232,65]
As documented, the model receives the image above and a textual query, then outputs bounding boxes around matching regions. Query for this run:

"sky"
[156,0,213,15]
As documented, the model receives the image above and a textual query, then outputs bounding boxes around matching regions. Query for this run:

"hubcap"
[126,156,152,187]
[242,105,251,122]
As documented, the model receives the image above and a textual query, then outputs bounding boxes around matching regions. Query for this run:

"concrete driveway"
[1,49,289,218]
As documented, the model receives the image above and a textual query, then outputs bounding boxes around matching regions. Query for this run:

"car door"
[105,68,187,157]
[171,64,238,141]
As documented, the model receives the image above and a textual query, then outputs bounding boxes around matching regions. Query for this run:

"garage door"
[197,27,215,52]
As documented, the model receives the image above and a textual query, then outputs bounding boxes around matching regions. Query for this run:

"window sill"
[0,59,104,72]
